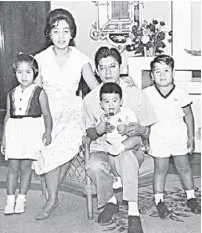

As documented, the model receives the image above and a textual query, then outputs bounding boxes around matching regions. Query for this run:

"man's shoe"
[128,216,144,233]
[187,198,201,213]
[156,200,170,218]
[98,202,119,224]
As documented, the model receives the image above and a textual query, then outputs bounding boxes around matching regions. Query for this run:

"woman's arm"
[183,105,195,153]
[1,94,10,154]
[39,89,53,145]
[82,63,100,90]
[34,74,43,87]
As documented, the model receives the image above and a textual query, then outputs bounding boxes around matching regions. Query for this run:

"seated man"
[83,46,156,233]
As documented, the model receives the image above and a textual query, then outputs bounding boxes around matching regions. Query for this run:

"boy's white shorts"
[149,120,189,158]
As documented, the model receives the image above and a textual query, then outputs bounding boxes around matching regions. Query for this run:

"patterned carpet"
[98,177,201,232]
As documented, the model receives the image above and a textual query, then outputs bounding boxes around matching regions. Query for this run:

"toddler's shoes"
[113,176,122,189]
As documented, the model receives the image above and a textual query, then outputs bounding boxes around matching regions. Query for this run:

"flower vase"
[144,47,156,57]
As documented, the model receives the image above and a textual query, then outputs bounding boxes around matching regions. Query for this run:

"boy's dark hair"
[44,8,77,47]
[13,53,39,80]
[100,82,122,100]
[150,54,174,71]
[95,46,122,69]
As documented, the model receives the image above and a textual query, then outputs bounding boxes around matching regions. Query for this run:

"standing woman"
[32,8,99,220]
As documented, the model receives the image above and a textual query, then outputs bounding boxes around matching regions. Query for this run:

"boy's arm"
[183,105,195,153]
[39,89,53,145]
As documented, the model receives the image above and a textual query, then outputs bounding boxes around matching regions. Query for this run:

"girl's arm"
[82,63,100,90]
[1,94,10,154]
[39,89,53,145]
[183,105,195,153]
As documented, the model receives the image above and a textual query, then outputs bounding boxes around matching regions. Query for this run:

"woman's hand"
[42,132,52,146]
[121,76,136,87]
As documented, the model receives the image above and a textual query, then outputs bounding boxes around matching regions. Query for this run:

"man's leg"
[115,149,144,233]
[86,151,119,223]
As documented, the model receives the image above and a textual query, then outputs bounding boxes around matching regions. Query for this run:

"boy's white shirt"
[96,107,138,145]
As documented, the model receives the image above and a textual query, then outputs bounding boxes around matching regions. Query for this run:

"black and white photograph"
[0,1,201,233]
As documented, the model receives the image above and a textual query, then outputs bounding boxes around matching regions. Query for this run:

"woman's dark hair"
[44,8,77,47]
[95,46,122,69]
[13,53,39,80]
[100,82,122,100]
[150,54,174,71]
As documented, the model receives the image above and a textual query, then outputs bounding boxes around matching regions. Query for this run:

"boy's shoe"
[4,201,15,215]
[156,200,170,218]
[187,198,201,213]
[128,216,144,233]
[98,202,119,224]
[14,200,26,214]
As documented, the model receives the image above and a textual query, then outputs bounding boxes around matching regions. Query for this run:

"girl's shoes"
[4,201,15,215]
[14,200,26,214]
[4,195,15,215]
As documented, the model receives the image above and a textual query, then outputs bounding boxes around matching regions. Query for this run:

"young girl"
[144,55,200,218]
[1,53,52,215]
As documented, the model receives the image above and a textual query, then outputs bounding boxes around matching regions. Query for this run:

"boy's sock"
[6,194,15,202]
[128,201,139,216]
[107,195,117,205]
[154,193,164,205]
[185,189,196,200]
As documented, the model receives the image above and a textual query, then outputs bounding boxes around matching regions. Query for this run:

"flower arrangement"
[126,19,172,56]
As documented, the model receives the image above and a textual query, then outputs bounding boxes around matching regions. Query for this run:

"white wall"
[51,1,200,73]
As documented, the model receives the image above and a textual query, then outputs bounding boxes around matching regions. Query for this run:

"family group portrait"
[0,1,201,233]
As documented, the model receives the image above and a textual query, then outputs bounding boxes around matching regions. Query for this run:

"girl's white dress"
[5,84,44,160]
[32,46,90,175]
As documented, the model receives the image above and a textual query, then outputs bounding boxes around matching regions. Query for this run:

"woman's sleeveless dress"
[32,46,90,175]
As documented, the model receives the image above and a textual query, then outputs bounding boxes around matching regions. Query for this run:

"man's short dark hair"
[95,46,122,69]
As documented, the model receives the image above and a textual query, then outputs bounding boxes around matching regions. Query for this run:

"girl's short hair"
[100,82,122,100]
[150,54,175,71]
[95,46,122,69]
[13,53,39,80]
[44,8,77,46]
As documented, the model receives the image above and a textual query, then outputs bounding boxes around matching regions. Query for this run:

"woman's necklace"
[53,47,72,69]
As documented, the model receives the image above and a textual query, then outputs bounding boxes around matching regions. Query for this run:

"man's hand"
[105,122,115,134]
[117,124,127,135]
[125,122,147,137]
